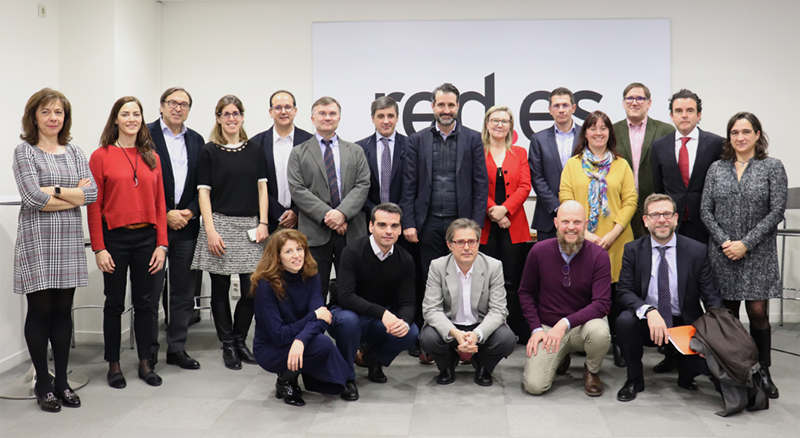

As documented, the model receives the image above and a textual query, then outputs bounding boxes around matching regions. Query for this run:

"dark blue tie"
[322,139,340,208]
[657,246,674,328]
[379,137,391,204]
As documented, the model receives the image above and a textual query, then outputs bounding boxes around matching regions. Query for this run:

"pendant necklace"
[115,142,139,187]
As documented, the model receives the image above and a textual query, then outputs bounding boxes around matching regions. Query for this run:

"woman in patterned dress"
[700,112,787,399]
[191,95,269,370]
[13,88,97,411]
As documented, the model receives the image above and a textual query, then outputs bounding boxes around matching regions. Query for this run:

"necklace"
[115,142,139,187]
[735,160,749,168]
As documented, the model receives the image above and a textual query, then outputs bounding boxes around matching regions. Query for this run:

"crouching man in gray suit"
[419,218,515,387]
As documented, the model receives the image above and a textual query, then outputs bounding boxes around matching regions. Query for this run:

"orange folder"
[667,325,698,355]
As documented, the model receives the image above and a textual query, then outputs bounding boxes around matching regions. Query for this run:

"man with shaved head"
[518,200,613,397]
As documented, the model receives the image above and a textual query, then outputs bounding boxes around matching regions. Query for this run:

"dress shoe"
[436,355,458,385]
[583,364,604,397]
[354,350,366,368]
[235,339,257,365]
[555,354,571,375]
[677,378,698,391]
[418,353,435,365]
[138,368,163,386]
[222,343,242,370]
[474,364,493,387]
[34,387,61,412]
[340,380,359,401]
[107,370,127,389]
[54,387,81,408]
[612,344,626,368]
[149,353,158,370]
[653,357,674,373]
[408,343,422,357]
[275,377,305,406]
[364,351,387,384]
[166,351,201,370]
[759,367,780,399]
[616,376,645,402]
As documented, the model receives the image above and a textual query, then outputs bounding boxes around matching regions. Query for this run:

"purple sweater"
[518,238,611,330]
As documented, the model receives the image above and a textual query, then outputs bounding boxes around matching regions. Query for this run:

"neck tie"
[322,139,341,208]
[678,137,690,219]
[379,137,391,204]
[657,246,674,328]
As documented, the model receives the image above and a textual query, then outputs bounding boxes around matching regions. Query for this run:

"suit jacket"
[287,135,371,247]
[481,145,531,245]
[528,123,581,234]
[147,120,204,240]
[651,128,724,241]
[616,234,723,325]
[355,132,407,214]
[422,253,508,342]
[614,117,675,238]
[250,126,313,233]
[400,122,488,230]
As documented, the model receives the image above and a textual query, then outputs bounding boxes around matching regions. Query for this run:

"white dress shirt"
[637,234,680,319]
[316,133,342,195]
[159,118,188,207]
[273,127,295,210]
[674,126,700,179]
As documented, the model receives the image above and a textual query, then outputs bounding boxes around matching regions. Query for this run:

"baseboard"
[0,349,30,375]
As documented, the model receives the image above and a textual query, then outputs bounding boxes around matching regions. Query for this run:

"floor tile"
[116,397,232,430]
[408,403,510,437]
[309,401,413,435]
[598,404,714,437]
[507,404,611,437]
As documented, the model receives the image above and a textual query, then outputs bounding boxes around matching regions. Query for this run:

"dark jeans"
[102,224,157,362]
[150,231,198,354]
[310,232,347,302]
[328,307,419,380]
[419,323,516,375]
[418,215,455,285]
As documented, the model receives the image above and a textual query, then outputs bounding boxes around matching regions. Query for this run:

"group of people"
[12,81,785,412]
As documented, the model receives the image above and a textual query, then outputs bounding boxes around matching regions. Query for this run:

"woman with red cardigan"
[88,96,167,389]
[480,105,531,341]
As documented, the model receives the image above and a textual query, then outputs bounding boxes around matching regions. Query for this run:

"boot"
[235,338,257,365]
[751,327,779,399]
[222,342,241,370]
[276,370,304,406]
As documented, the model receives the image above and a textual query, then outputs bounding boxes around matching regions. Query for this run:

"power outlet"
[38,5,46,18]
[230,278,241,298]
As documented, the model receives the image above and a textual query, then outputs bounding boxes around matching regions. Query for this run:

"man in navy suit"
[147,87,205,370]
[528,87,581,241]
[250,90,313,234]
[615,193,723,401]
[651,89,723,244]
[400,83,488,285]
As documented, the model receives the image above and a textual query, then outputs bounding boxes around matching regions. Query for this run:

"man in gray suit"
[288,96,371,300]
[528,87,581,241]
[419,218,516,387]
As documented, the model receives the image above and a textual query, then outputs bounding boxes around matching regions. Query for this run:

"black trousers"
[310,232,347,302]
[102,224,156,362]
[419,323,516,374]
[418,215,455,285]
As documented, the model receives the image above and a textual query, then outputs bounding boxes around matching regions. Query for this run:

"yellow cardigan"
[559,155,638,282]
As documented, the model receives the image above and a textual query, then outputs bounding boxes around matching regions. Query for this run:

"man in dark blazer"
[250,90,313,234]
[400,83,488,284]
[288,96,371,301]
[613,82,675,239]
[615,194,724,401]
[651,89,723,244]
[147,87,205,370]
[528,87,581,241]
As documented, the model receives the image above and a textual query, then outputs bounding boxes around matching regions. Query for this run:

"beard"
[649,223,676,241]
[434,112,455,127]
[557,230,584,256]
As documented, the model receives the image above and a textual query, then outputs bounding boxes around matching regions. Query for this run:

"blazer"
[250,125,313,233]
[400,122,488,230]
[616,234,723,325]
[147,120,204,240]
[355,132,408,214]
[287,135,371,247]
[651,128,724,236]
[481,145,531,245]
[528,123,581,234]
[613,117,675,238]
[422,253,508,342]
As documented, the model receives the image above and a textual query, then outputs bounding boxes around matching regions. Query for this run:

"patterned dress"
[12,142,97,294]
[700,157,787,300]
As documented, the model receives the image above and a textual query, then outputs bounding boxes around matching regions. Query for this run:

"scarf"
[580,149,613,232]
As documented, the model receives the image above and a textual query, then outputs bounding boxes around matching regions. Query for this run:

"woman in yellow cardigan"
[559,110,637,368]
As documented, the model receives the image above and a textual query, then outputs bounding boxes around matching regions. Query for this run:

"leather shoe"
[340,380,359,401]
[653,357,674,373]
[474,364,493,387]
[54,387,81,408]
[759,367,780,399]
[612,344,626,368]
[616,376,645,402]
[583,364,604,397]
[364,351,387,384]
[436,354,458,385]
[107,370,127,389]
[355,350,366,368]
[275,377,305,407]
[166,351,201,370]
[408,343,422,357]
[677,378,698,391]
[290,376,302,396]
[556,354,571,375]
[138,368,163,386]
[235,339,257,365]
[222,343,242,370]
[34,387,61,412]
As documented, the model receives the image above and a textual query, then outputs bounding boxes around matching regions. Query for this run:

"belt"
[123,223,151,229]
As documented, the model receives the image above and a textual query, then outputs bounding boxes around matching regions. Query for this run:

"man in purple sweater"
[519,200,612,396]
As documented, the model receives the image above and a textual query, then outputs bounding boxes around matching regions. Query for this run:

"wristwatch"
[54,186,61,198]
[158,245,168,254]
[644,306,657,316]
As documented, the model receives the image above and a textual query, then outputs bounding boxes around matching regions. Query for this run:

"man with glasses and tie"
[418,218,515,387]
[288,96,371,302]
[615,194,723,401]
[251,90,313,234]
[518,200,612,397]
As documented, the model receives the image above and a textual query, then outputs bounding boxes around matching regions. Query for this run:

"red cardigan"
[482,145,532,245]
[88,145,168,251]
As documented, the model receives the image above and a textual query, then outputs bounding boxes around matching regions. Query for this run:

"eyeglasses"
[646,212,676,220]
[550,103,572,110]
[315,111,339,118]
[450,239,479,248]
[271,105,295,113]
[625,96,648,104]
[218,111,242,119]
[489,119,511,127]
[164,100,190,111]
[562,265,571,287]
